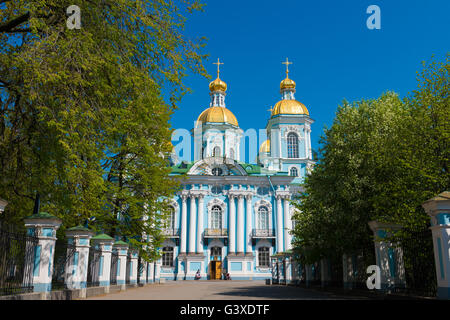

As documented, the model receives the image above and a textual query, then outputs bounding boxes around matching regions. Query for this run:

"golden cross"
[282,57,293,77]
[267,106,273,113]
[213,58,224,78]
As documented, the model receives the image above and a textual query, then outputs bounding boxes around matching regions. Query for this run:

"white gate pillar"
[65,226,94,294]
[422,192,450,300]
[24,212,62,295]
[91,233,114,291]
[368,221,406,291]
[113,240,129,290]
[127,248,139,286]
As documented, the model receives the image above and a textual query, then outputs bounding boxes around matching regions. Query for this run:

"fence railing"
[252,229,276,238]
[86,246,102,287]
[110,250,119,285]
[204,228,228,237]
[51,239,76,290]
[0,225,38,296]
[397,228,437,297]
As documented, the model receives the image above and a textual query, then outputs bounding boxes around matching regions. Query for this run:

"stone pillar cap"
[24,212,62,226]
[91,233,114,242]
[368,220,402,232]
[422,191,450,216]
[65,225,94,237]
[0,198,8,212]
[113,240,129,248]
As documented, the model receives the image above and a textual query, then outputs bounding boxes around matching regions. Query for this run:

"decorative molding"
[254,199,273,230]
[254,199,272,212]
[282,125,304,140]
[207,198,227,229]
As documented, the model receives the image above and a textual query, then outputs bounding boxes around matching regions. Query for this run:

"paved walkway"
[85,280,366,300]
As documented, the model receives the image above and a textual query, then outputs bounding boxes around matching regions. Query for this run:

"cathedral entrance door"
[209,247,222,280]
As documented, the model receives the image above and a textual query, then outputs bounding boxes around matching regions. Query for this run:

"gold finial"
[282,57,293,78]
[267,106,273,113]
[213,58,224,78]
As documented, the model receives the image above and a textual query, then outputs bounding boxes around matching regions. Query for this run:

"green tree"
[291,55,449,265]
[0,0,207,261]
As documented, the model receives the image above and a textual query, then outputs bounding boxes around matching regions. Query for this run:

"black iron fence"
[125,256,131,284]
[397,228,437,297]
[0,225,38,296]
[51,238,76,290]
[86,246,102,287]
[347,244,377,289]
[110,250,118,285]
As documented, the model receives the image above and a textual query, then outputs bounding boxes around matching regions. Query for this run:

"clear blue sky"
[170,0,450,162]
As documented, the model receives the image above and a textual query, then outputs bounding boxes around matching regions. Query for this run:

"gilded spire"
[209,58,227,92]
[213,58,224,78]
[280,57,296,92]
[282,57,293,78]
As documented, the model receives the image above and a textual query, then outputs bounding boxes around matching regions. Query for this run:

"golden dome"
[271,99,309,117]
[209,77,227,92]
[280,76,296,91]
[259,139,270,153]
[197,106,238,126]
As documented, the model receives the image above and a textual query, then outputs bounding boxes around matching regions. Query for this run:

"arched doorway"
[209,246,222,280]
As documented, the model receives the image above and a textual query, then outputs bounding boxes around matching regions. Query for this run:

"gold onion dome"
[209,77,227,92]
[280,76,296,91]
[271,99,309,117]
[259,139,270,153]
[197,106,238,127]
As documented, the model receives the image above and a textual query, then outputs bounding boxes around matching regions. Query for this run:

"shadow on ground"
[211,284,362,300]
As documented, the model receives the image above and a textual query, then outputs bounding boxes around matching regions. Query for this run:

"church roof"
[169,160,286,177]
[170,161,194,175]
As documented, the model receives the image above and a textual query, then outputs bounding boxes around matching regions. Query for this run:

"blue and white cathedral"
[160,59,314,280]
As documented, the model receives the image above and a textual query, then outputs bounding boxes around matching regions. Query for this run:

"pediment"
[187,157,247,176]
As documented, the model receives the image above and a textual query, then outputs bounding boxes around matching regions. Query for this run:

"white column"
[188,194,197,253]
[196,195,205,254]
[228,195,236,253]
[180,195,188,253]
[283,197,292,251]
[237,195,245,253]
[276,195,283,253]
[246,194,253,254]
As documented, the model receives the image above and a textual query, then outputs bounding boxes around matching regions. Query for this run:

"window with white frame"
[257,206,269,230]
[229,148,235,159]
[287,132,299,158]
[258,247,270,267]
[161,247,174,267]
[166,206,175,230]
[213,146,221,157]
[210,205,222,229]
[289,167,298,177]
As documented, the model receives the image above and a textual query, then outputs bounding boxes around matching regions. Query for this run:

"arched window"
[287,133,299,158]
[229,148,235,159]
[162,247,174,267]
[258,247,270,267]
[167,206,175,230]
[210,205,222,229]
[290,167,298,177]
[257,206,269,230]
[213,146,221,157]
[212,167,223,176]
